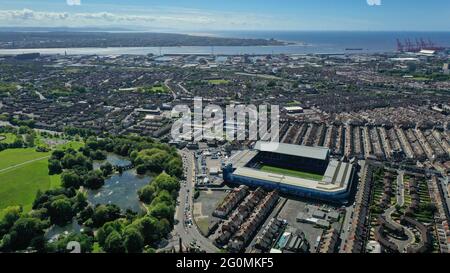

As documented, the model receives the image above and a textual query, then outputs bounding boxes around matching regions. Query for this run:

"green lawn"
[260,165,324,181]
[0,133,18,144]
[0,82,18,94]
[0,148,50,170]
[413,77,430,81]
[0,148,60,213]
[207,79,230,85]
[195,217,210,236]
[138,85,169,94]
[56,140,84,151]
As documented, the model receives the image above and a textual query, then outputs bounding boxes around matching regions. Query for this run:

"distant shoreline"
[0,46,384,56]
[0,31,286,50]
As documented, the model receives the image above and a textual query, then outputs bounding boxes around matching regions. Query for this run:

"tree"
[18,126,31,134]
[133,216,162,244]
[104,231,125,253]
[136,164,147,175]
[267,80,277,87]
[0,217,46,251]
[97,220,123,246]
[78,206,94,225]
[10,138,24,148]
[72,191,88,212]
[153,173,180,194]
[51,150,65,160]
[49,198,74,226]
[84,170,105,190]
[149,202,174,222]
[91,150,107,161]
[137,185,156,204]
[0,206,22,237]
[92,204,121,228]
[48,159,63,175]
[123,227,144,253]
[130,151,139,161]
[61,171,82,189]
[151,190,174,207]
[100,162,113,177]
[24,133,35,147]
[48,233,93,253]
[61,152,92,170]
[86,136,100,150]
[157,218,172,235]
[167,158,183,178]
[146,152,169,173]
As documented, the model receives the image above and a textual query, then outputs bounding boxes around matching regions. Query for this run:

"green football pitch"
[260,165,324,181]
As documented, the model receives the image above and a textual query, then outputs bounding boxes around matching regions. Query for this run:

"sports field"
[207,79,230,85]
[0,148,60,213]
[260,165,324,181]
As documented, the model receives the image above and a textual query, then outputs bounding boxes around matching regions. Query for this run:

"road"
[165,149,219,253]
[383,206,414,253]
[339,204,355,253]
[35,91,46,100]
[338,161,365,252]
[164,79,177,101]
[438,177,450,217]
[177,82,192,96]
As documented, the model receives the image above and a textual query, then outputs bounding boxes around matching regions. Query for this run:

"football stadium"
[223,141,356,204]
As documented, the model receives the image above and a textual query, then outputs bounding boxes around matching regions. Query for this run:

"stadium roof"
[254,141,330,161]
[233,159,353,193]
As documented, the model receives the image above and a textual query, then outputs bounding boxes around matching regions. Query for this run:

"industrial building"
[223,141,356,204]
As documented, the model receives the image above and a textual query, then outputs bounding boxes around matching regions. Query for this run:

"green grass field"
[0,148,50,170]
[195,217,210,236]
[260,165,324,181]
[56,140,84,151]
[0,133,18,144]
[0,148,60,214]
[138,85,169,94]
[207,79,230,85]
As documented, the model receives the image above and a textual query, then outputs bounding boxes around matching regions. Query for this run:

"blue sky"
[0,0,449,31]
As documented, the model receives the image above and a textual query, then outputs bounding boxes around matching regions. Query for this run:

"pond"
[93,153,131,169]
[45,219,82,242]
[45,154,150,241]
[89,153,152,213]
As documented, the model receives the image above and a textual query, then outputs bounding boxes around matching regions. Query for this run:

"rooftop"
[254,141,330,161]
[233,159,353,193]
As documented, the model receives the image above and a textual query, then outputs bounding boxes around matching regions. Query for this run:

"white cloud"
[67,0,81,6]
[367,0,381,6]
[0,8,269,30]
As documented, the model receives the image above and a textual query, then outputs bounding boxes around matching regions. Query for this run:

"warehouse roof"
[254,141,330,161]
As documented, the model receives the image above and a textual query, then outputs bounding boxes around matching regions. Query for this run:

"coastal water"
[214,31,450,52]
[1,31,448,56]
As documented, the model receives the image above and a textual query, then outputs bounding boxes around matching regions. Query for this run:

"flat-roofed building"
[283,106,304,114]
[223,141,356,204]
